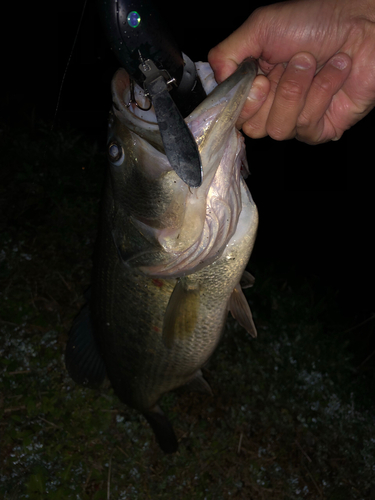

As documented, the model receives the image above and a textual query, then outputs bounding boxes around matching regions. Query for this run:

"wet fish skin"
[66,59,258,453]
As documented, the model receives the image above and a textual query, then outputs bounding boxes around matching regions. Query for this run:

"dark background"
[3,0,374,323]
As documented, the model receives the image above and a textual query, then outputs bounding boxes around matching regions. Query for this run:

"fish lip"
[217,57,258,94]
[188,58,258,123]
[184,58,258,186]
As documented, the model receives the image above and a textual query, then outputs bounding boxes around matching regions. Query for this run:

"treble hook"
[126,79,152,111]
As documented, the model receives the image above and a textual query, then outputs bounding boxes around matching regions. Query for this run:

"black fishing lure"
[98,0,207,187]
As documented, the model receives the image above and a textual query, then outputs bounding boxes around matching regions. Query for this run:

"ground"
[1,119,374,499]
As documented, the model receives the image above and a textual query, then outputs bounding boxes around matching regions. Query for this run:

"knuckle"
[243,119,267,139]
[296,110,312,129]
[296,135,319,145]
[251,6,267,24]
[295,129,320,145]
[311,76,334,95]
[295,115,320,144]
[277,80,305,102]
[266,123,293,141]
[296,122,331,145]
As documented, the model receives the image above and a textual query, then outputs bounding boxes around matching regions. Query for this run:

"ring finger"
[295,52,352,143]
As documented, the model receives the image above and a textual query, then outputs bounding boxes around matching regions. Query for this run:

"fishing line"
[51,0,88,131]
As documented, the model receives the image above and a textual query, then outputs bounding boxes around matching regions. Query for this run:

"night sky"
[5,0,375,322]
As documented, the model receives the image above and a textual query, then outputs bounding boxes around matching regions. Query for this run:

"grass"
[1,119,374,499]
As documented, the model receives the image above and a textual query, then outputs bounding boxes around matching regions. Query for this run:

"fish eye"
[108,141,124,165]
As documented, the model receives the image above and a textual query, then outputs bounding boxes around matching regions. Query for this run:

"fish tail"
[143,406,178,454]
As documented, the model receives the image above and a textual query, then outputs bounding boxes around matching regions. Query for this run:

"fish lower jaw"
[123,94,157,123]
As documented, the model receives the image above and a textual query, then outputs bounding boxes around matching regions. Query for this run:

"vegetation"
[1,120,374,499]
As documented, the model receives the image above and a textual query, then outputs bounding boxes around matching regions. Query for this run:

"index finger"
[208,17,263,82]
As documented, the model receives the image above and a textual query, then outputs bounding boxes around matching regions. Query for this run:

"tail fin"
[143,406,178,454]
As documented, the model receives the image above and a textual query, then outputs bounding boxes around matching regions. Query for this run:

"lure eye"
[127,11,141,28]
[108,142,124,165]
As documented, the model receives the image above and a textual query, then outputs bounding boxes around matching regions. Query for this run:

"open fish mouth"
[112,70,159,124]
[107,59,258,278]
[112,60,222,122]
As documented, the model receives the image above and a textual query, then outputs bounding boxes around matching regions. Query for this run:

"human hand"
[208,0,375,144]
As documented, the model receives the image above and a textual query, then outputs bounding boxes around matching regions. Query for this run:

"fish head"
[107,59,257,278]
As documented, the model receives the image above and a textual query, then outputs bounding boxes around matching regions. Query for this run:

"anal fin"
[181,369,213,396]
[65,303,106,387]
[240,270,255,289]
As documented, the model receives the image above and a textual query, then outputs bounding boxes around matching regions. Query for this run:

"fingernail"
[331,56,348,70]
[248,84,266,101]
[291,55,313,70]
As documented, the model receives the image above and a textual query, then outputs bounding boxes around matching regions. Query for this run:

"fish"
[65,58,259,453]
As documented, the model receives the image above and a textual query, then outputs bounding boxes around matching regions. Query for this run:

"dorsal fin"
[65,302,106,387]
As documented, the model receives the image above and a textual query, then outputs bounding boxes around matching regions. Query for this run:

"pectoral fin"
[162,279,200,348]
[229,284,257,338]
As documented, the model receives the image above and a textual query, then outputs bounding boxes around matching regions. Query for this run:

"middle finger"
[266,52,317,140]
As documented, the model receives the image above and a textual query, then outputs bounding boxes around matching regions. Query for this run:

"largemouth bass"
[66,59,259,453]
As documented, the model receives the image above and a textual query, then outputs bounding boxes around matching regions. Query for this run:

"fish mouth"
[109,59,258,278]
[111,69,159,130]
[113,72,157,122]
[111,58,258,158]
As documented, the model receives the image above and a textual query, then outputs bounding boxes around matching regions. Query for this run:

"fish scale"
[92,184,254,410]
[66,59,259,453]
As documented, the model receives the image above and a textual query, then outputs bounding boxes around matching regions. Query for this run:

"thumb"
[208,12,264,83]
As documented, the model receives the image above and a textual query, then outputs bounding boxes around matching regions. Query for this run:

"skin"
[208,0,375,144]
